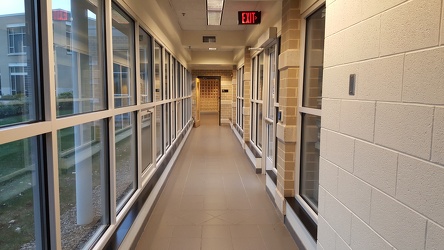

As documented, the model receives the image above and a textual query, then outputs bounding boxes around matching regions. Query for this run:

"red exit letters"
[238,11,261,25]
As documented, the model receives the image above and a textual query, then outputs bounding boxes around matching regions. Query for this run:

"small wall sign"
[238,11,261,25]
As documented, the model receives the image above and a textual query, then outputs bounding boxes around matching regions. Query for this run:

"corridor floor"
[135,113,298,250]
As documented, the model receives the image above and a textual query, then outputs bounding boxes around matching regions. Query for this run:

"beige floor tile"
[202,225,231,239]
[171,225,202,238]
[168,238,201,250]
[202,238,234,250]
[136,237,170,250]
[136,113,298,250]
[230,225,261,238]
[231,237,267,250]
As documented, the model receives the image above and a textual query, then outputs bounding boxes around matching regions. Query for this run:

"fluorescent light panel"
[207,0,224,25]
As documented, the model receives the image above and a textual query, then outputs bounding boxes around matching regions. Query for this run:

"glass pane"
[54,0,106,117]
[0,1,37,127]
[300,113,321,212]
[257,103,263,149]
[251,58,256,99]
[0,137,44,249]
[115,112,135,212]
[251,104,256,144]
[154,42,162,101]
[57,120,108,249]
[177,101,182,133]
[172,101,176,140]
[165,103,170,147]
[156,105,163,159]
[268,48,276,119]
[267,123,274,159]
[164,51,170,100]
[139,28,152,103]
[302,6,325,109]
[141,112,153,172]
[257,52,264,100]
[112,3,134,108]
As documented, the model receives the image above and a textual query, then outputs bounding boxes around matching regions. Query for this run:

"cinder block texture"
[324,15,380,67]
[324,193,352,244]
[318,186,327,215]
[375,102,434,160]
[361,0,408,20]
[403,47,444,105]
[351,215,393,250]
[432,107,444,165]
[357,55,403,102]
[322,98,341,131]
[370,190,427,250]
[322,130,355,173]
[354,140,398,196]
[426,221,444,250]
[325,0,362,36]
[339,100,375,142]
[323,64,359,99]
[397,155,444,226]
[337,169,372,223]
[380,0,441,55]
[319,158,338,196]
[318,215,337,250]
[335,235,352,250]
[442,5,444,45]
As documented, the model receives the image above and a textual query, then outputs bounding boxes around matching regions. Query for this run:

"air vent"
[203,36,216,43]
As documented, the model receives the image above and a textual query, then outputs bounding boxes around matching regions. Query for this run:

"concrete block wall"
[320,0,444,249]
[275,0,302,200]
[243,48,251,142]
[232,67,237,124]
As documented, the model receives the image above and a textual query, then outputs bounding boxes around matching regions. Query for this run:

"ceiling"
[154,0,282,69]
[168,0,279,31]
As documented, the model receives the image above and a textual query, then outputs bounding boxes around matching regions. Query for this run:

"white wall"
[320,0,444,249]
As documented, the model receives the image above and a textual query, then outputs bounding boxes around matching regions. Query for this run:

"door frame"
[197,76,221,126]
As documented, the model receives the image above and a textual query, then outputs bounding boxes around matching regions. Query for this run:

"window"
[112,3,135,108]
[114,63,130,107]
[156,105,163,160]
[8,26,26,54]
[165,103,171,148]
[65,23,71,53]
[236,66,244,131]
[53,0,106,117]
[154,42,162,101]
[251,53,264,150]
[299,6,325,212]
[265,43,279,172]
[0,3,38,128]
[172,101,176,141]
[9,65,28,95]
[141,110,153,173]
[115,112,136,212]
[164,51,170,100]
[0,137,46,249]
[139,28,153,103]
[57,120,109,249]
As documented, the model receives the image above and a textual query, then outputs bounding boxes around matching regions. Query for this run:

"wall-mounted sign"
[238,11,261,25]
[222,89,229,93]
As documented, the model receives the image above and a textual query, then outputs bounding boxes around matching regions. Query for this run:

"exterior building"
[0,0,443,249]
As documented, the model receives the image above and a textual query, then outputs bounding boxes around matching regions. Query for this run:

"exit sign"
[238,11,261,25]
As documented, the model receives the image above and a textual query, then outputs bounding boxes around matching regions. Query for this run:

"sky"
[0,0,70,15]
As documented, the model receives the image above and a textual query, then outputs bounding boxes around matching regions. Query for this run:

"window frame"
[295,3,326,223]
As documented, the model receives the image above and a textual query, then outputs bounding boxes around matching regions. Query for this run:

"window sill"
[285,197,317,241]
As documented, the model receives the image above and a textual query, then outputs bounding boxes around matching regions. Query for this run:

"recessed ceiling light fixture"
[207,0,225,25]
